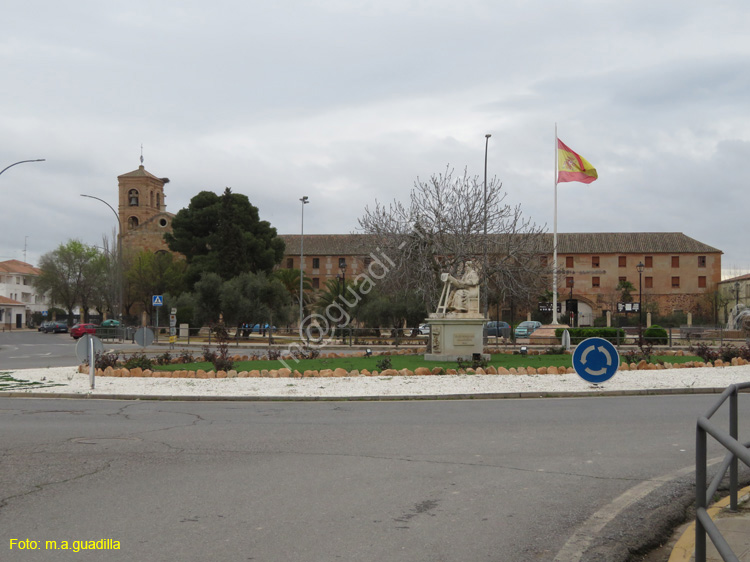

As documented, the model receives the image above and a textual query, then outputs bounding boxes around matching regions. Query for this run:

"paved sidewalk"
[668,487,750,561]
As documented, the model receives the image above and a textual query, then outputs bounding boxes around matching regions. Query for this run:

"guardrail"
[695,382,750,561]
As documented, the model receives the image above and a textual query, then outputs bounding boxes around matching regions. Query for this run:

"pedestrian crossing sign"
[152,295,163,306]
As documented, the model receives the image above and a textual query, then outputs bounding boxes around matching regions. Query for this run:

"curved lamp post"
[0,159,45,177]
[81,194,123,338]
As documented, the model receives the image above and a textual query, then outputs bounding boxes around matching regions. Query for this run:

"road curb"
[0,386,738,402]
[667,486,750,562]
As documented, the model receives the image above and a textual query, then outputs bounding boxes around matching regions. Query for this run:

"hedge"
[554,327,626,344]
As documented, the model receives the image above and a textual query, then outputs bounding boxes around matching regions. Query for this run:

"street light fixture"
[337,258,347,297]
[0,159,45,178]
[483,133,491,321]
[636,261,645,347]
[299,196,309,328]
[81,194,123,339]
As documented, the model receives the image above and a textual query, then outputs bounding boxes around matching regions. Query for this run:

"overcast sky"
[2,1,749,277]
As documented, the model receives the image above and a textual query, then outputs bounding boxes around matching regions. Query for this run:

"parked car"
[100,319,120,327]
[70,323,97,339]
[47,320,69,333]
[514,320,542,338]
[38,321,53,332]
[485,321,511,338]
[417,323,430,335]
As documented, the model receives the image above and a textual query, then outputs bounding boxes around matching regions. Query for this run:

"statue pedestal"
[529,324,566,345]
[424,315,489,362]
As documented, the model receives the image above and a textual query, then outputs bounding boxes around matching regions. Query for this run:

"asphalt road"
[2,395,749,561]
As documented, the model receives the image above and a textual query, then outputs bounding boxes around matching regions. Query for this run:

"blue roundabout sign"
[572,337,620,384]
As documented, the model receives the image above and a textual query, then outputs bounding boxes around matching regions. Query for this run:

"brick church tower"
[117,163,174,255]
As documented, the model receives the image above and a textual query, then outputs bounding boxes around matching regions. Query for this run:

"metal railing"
[695,382,750,561]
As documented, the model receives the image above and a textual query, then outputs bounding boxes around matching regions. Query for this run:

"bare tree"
[357,166,549,314]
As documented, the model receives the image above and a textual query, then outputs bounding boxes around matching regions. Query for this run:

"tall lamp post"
[81,194,122,339]
[483,133,491,321]
[636,261,645,347]
[299,196,309,328]
[0,159,45,178]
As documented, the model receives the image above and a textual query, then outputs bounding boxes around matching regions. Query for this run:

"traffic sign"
[538,302,561,313]
[572,337,620,384]
[134,327,155,348]
[42,310,48,317]
[617,302,640,313]
[75,334,104,363]
[152,295,163,306]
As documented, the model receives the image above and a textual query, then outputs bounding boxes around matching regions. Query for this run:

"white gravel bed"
[1,364,750,398]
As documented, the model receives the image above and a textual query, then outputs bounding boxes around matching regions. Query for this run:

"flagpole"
[552,123,559,325]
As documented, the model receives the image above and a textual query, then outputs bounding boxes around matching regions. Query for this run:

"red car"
[70,323,97,339]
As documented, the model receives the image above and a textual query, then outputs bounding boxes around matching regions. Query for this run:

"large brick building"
[112,165,722,326]
[279,232,722,325]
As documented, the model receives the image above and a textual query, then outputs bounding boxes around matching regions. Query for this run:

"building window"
[698,276,707,288]
[672,256,680,268]
[312,258,320,269]
[286,258,293,269]
[566,256,574,268]
[672,276,680,288]
[339,257,347,269]
[540,256,548,267]
[156,193,162,210]
[645,276,653,289]
[619,256,626,267]
[592,276,600,288]
[128,189,139,206]
[364,257,372,267]
[592,256,600,268]
[312,278,319,290]
[127,216,139,229]
[698,256,706,268]
[645,256,653,268]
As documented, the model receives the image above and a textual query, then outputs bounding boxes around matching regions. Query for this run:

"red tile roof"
[0,259,41,275]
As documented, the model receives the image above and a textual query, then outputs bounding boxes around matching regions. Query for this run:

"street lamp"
[483,133,491,321]
[567,277,575,326]
[0,159,45,178]
[81,194,122,338]
[337,258,347,297]
[636,261,645,347]
[299,196,309,328]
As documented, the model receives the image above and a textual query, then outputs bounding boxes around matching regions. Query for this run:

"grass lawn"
[153,353,701,373]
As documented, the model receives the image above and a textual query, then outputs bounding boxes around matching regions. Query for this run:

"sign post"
[152,295,163,342]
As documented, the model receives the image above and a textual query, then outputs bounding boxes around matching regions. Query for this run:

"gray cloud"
[1,0,749,276]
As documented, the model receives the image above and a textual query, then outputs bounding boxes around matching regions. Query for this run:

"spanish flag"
[557,139,598,184]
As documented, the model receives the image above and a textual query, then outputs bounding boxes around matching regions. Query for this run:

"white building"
[0,260,48,329]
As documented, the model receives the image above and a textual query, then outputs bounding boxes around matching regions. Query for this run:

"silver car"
[514,320,542,338]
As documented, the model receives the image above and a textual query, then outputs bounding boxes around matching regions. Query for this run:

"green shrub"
[643,325,668,345]
[124,352,153,370]
[376,357,392,371]
[554,327,625,345]
[155,352,173,366]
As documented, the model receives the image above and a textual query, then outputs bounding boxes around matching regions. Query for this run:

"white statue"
[435,261,480,315]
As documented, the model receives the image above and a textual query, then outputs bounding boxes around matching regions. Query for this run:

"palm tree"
[274,268,313,307]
